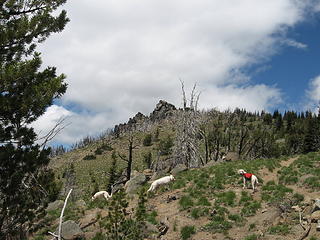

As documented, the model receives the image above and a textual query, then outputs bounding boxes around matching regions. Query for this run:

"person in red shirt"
[238,169,259,192]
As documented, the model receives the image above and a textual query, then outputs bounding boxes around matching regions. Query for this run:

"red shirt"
[242,173,253,180]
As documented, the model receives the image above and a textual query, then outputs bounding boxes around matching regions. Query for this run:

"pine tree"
[0,1,69,238]
[104,189,142,240]
[106,151,118,194]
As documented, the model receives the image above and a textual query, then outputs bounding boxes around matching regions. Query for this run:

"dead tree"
[118,134,138,182]
[173,81,203,168]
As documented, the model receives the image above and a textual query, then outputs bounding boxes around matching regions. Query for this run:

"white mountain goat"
[147,175,175,192]
[91,191,112,201]
[238,169,259,192]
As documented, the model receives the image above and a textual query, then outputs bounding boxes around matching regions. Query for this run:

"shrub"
[261,181,292,203]
[146,210,158,225]
[158,136,174,155]
[228,214,243,223]
[83,154,96,160]
[143,134,152,146]
[241,201,261,217]
[203,217,232,233]
[216,191,236,206]
[239,191,253,205]
[244,234,258,240]
[268,224,291,235]
[143,152,152,169]
[180,225,196,240]
[196,196,211,206]
[191,207,209,219]
[179,195,194,210]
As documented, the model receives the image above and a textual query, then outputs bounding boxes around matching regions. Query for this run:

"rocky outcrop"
[113,100,176,136]
[124,173,147,195]
[149,100,176,122]
[114,112,148,136]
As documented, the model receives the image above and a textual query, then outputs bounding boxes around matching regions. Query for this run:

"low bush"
[180,225,196,240]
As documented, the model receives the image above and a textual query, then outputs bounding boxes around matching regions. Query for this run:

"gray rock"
[170,164,187,175]
[56,220,84,240]
[46,200,64,212]
[125,173,147,194]
[313,199,320,212]
[149,100,176,122]
[311,211,320,222]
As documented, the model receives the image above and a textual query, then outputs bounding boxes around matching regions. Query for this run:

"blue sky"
[249,15,320,112]
[32,0,320,146]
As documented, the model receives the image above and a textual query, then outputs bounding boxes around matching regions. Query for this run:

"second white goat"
[147,175,175,192]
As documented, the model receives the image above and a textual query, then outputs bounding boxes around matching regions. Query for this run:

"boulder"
[56,220,84,240]
[46,200,64,212]
[170,164,187,175]
[313,199,320,212]
[311,211,320,223]
[125,173,147,194]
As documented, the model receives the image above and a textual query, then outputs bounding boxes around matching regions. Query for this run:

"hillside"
[33,101,320,240]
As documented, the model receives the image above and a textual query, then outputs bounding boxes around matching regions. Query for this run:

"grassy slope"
[39,149,320,240]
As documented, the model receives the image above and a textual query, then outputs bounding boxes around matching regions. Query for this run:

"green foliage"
[180,225,196,240]
[146,210,158,225]
[248,223,256,230]
[143,151,152,169]
[268,224,291,235]
[228,214,243,223]
[106,152,118,194]
[158,135,174,155]
[239,191,253,205]
[179,195,194,210]
[244,234,258,240]
[92,232,106,240]
[83,154,97,160]
[135,189,147,224]
[143,133,153,146]
[216,191,236,206]
[241,201,261,217]
[261,181,293,203]
[204,216,232,233]
[196,196,211,206]
[191,207,209,219]
[103,189,142,240]
[0,1,69,236]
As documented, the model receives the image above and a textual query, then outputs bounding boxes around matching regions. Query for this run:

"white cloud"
[305,75,320,111]
[282,39,308,49]
[35,0,320,144]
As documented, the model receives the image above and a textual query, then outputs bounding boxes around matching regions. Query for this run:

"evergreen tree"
[104,189,142,240]
[106,151,118,194]
[0,1,68,238]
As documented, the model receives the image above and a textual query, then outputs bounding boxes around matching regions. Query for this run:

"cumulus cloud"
[305,75,320,111]
[35,0,320,144]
